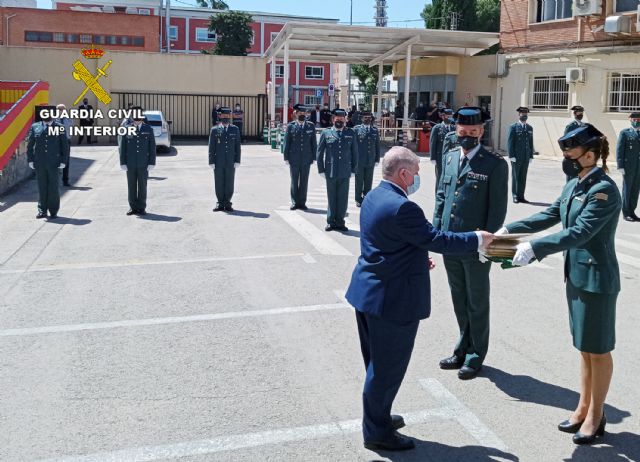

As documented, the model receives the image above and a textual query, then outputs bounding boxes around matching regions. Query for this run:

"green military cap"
[571,105,585,112]
[558,123,604,151]
[333,109,347,117]
[454,107,490,125]
[629,112,640,118]
[516,106,530,113]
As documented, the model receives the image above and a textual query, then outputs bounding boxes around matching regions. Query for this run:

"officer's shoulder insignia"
[595,192,609,201]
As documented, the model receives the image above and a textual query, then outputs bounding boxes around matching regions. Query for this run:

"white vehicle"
[143,110,172,152]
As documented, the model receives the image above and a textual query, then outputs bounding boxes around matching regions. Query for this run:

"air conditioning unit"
[125,7,138,14]
[573,0,602,17]
[102,6,115,13]
[566,67,586,83]
[605,15,631,34]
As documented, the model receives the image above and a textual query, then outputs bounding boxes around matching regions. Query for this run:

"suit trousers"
[355,166,374,204]
[511,159,529,200]
[289,164,311,207]
[126,167,148,211]
[444,255,492,369]
[325,177,350,227]
[62,154,71,185]
[214,166,236,207]
[356,310,419,441]
[36,167,61,215]
[622,170,640,216]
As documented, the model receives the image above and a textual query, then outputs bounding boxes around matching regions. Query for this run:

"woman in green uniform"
[500,124,621,445]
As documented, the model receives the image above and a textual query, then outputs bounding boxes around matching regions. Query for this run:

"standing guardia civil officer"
[209,107,241,212]
[284,104,316,210]
[346,146,494,451]
[119,107,156,216]
[503,124,620,446]
[616,112,640,221]
[507,107,535,203]
[565,106,586,182]
[353,111,380,207]
[232,103,244,143]
[429,108,455,186]
[27,105,70,220]
[433,107,508,380]
[317,109,358,232]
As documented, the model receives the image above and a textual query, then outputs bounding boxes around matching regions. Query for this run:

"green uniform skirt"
[565,280,617,354]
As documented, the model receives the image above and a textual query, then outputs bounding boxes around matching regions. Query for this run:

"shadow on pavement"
[368,440,519,461]
[482,366,632,425]
[157,146,178,157]
[64,186,93,191]
[47,217,92,226]
[524,201,552,207]
[148,176,168,181]
[138,213,182,222]
[341,229,361,238]
[302,208,327,215]
[565,431,640,462]
[228,210,270,219]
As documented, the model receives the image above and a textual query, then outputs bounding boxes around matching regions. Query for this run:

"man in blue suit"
[345,146,494,451]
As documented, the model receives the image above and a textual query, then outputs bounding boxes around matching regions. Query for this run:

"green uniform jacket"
[317,127,358,179]
[506,169,621,294]
[616,127,640,174]
[353,124,380,168]
[442,131,459,155]
[208,124,241,168]
[433,145,509,233]
[119,122,156,168]
[429,121,455,166]
[565,120,584,135]
[27,121,70,169]
[284,121,317,166]
[507,122,534,161]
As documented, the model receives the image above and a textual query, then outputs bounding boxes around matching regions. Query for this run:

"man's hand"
[320,173,326,179]
[147,165,155,172]
[234,163,240,169]
[285,160,289,165]
[120,165,128,172]
[209,164,215,171]
[428,257,436,271]
[477,231,495,250]
[513,242,535,266]
[29,162,35,169]
[509,158,516,163]
[619,168,625,176]
[529,158,533,164]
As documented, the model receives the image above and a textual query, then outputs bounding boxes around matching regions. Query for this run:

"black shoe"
[336,225,349,232]
[519,198,530,204]
[356,202,362,208]
[512,198,519,204]
[439,355,464,370]
[632,214,640,222]
[138,209,147,216]
[458,365,482,380]
[325,224,334,232]
[126,209,135,216]
[36,212,47,219]
[225,205,234,212]
[391,414,405,430]
[364,432,415,451]
[573,415,606,445]
[623,215,636,222]
[558,419,585,434]
[48,214,57,219]
[298,205,308,211]
[290,204,298,210]
[213,205,224,212]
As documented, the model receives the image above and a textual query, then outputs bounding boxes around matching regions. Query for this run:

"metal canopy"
[264,22,499,65]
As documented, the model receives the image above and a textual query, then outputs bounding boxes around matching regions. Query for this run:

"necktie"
[460,155,469,170]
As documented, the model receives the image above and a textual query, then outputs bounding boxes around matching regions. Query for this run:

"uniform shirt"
[507,121,534,161]
[616,127,640,172]
[119,121,156,169]
[27,120,70,169]
[284,120,317,166]
[354,124,380,168]
[317,126,359,179]
[208,123,241,168]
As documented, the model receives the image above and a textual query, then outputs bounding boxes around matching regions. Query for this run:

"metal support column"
[376,62,383,121]
[283,40,290,125]
[402,44,412,147]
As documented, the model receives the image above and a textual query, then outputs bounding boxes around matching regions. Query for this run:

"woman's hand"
[513,242,535,266]
[428,257,436,270]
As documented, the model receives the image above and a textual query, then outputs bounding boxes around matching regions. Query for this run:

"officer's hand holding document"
[480,227,534,268]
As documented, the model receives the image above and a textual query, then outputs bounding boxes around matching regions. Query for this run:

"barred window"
[534,0,572,22]
[528,75,569,110]
[80,34,92,44]
[53,32,65,42]
[607,73,640,112]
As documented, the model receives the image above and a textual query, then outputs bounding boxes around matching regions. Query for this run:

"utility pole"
[347,0,353,110]
[374,0,388,27]
[165,0,171,53]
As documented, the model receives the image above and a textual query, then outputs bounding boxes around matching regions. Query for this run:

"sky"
[35,0,430,27]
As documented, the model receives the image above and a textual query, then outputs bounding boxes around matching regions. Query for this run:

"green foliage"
[476,0,501,32]
[203,10,253,56]
[421,0,498,33]
[196,0,229,9]
[350,64,393,96]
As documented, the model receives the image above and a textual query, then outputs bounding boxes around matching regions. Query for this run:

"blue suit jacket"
[346,181,479,323]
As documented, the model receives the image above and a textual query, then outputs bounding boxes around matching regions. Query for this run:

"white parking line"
[275,210,352,256]
[39,378,506,462]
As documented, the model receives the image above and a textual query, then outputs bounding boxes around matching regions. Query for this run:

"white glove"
[430,159,437,165]
[285,160,290,165]
[375,162,379,167]
[351,173,355,178]
[529,158,533,164]
[513,242,535,267]
[509,158,516,163]
[120,165,128,172]
[234,163,240,168]
[209,164,215,171]
[147,165,155,172]
[59,163,65,169]
[495,227,509,236]
[320,173,326,179]
[619,168,625,176]
[28,162,35,169]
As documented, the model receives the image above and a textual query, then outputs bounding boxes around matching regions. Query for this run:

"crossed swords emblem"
[72,59,113,106]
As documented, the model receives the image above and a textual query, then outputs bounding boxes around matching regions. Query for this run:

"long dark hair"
[590,137,610,173]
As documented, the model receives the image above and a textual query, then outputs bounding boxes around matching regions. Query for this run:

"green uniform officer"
[353,111,380,207]
[119,107,156,216]
[317,109,358,232]
[284,104,317,210]
[429,108,455,188]
[209,107,241,212]
[565,106,586,182]
[616,112,640,221]
[27,106,70,220]
[442,130,459,157]
[507,106,535,203]
[504,124,620,446]
[433,107,509,380]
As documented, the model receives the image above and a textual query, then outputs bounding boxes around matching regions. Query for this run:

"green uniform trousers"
[622,171,640,217]
[326,177,350,227]
[36,167,61,216]
[214,166,236,207]
[126,168,148,211]
[511,160,529,200]
[290,164,311,207]
[355,166,374,204]
[444,255,492,369]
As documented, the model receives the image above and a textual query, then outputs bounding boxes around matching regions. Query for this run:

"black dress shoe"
[225,205,234,212]
[48,214,57,219]
[325,224,334,232]
[632,214,640,222]
[36,212,47,219]
[364,432,415,451]
[336,225,349,232]
[573,415,606,445]
[439,355,464,370]
[558,419,585,434]
[298,205,308,211]
[290,204,298,210]
[519,198,530,204]
[356,202,362,208]
[391,414,405,430]
[513,198,519,204]
[458,365,481,380]
[126,209,136,216]
[213,205,224,212]
[623,215,636,222]
[138,209,147,216]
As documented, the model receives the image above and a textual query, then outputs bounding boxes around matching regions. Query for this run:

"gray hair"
[382,146,419,178]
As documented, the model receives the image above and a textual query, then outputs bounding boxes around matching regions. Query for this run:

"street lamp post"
[346,0,352,110]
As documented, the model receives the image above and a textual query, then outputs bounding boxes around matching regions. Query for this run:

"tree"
[421,0,498,33]
[476,0,500,33]
[196,0,229,9]
[350,64,393,109]
[202,10,253,56]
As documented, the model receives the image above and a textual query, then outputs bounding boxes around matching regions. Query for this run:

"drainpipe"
[6,14,17,47]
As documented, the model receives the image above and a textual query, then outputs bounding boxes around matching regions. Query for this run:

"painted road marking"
[39,378,506,462]
[275,210,352,256]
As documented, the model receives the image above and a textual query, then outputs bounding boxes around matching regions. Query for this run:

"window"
[304,95,318,105]
[196,27,217,42]
[138,8,151,15]
[53,32,65,42]
[528,75,569,110]
[305,66,324,80]
[250,31,255,45]
[94,35,106,45]
[534,0,572,22]
[607,72,640,112]
[108,36,118,45]
[67,33,79,43]
[270,32,278,44]
[616,0,640,12]
[274,64,284,78]
[120,36,129,45]
[169,26,178,41]
[80,34,92,44]
[132,37,144,46]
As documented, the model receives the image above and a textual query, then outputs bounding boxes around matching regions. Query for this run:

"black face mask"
[297,114,306,122]
[334,121,344,129]
[562,151,592,177]
[575,114,584,121]
[459,135,479,151]
[519,115,528,122]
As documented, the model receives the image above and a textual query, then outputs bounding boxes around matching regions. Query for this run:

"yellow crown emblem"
[81,44,105,59]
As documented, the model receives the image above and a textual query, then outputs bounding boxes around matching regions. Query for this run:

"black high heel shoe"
[558,419,584,433]
[573,415,606,445]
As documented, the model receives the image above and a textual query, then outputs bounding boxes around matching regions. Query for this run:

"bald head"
[382,146,421,194]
